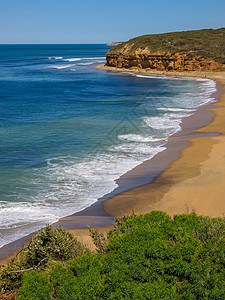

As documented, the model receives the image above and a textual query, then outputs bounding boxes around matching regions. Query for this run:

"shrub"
[17,271,52,300]
[0,225,86,292]
[24,225,86,265]
[50,253,103,299]
[7,212,225,299]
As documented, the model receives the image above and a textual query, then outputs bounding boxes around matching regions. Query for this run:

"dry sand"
[67,224,113,252]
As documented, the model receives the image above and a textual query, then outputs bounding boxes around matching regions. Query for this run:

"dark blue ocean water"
[0,45,216,247]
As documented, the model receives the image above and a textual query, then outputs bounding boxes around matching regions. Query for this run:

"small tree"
[0,225,87,292]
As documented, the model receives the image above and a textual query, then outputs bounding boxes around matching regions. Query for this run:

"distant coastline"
[106,42,122,47]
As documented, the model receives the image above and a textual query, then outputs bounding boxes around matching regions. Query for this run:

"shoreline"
[1,68,224,263]
[95,64,225,81]
[98,65,225,217]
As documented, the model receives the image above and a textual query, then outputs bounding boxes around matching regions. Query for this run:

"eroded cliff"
[106,51,222,71]
[106,28,225,72]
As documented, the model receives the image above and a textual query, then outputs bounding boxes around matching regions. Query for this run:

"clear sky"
[0,0,224,44]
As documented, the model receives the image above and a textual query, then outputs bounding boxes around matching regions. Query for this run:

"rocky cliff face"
[106,49,222,71]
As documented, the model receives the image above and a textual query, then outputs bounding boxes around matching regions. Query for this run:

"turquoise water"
[0,45,216,247]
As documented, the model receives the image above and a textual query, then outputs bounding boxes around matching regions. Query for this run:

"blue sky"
[0,0,224,44]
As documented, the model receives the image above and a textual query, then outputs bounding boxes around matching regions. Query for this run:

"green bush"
[24,225,86,265]
[0,225,86,292]
[17,271,52,300]
[6,211,225,299]
[49,264,77,300]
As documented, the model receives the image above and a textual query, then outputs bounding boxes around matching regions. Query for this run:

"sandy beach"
[1,67,225,263]
[97,65,225,218]
[47,68,225,252]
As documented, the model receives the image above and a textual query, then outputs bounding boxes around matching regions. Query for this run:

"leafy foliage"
[17,271,52,300]
[0,225,86,292]
[4,211,225,299]
[24,225,86,265]
[110,28,225,64]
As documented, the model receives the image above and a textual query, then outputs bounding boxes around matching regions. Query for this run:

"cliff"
[106,52,222,71]
[106,28,225,72]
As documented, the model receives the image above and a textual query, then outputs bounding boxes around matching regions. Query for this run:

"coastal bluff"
[106,28,225,72]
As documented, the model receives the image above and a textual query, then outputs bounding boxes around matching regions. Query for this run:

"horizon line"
[0,43,110,45]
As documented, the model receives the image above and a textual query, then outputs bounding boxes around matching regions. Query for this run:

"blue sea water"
[0,45,216,247]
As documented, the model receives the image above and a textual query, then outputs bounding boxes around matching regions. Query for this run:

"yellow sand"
[67,225,113,252]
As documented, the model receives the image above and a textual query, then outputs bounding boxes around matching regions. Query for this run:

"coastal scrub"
[0,225,86,292]
[16,211,225,299]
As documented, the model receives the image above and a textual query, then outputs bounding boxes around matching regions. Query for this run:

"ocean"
[0,44,216,248]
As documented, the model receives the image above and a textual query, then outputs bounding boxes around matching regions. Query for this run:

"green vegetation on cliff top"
[109,28,225,64]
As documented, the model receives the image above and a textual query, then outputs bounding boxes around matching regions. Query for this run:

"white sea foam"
[82,57,106,60]
[48,57,63,60]
[0,141,165,248]
[77,62,95,66]
[157,107,195,113]
[142,113,187,135]
[52,57,106,70]
[112,144,166,156]
[0,153,136,247]
[134,74,169,80]
[133,74,194,80]
[134,74,216,84]
[0,202,59,247]
[53,64,75,69]
[77,60,106,66]
[118,134,167,143]
[64,57,105,62]
[0,202,59,229]
[63,58,82,62]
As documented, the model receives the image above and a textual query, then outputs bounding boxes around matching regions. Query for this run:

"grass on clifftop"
[2,211,225,299]
[109,28,225,64]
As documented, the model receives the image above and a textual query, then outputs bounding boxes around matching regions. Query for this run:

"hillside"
[106,28,225,71]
